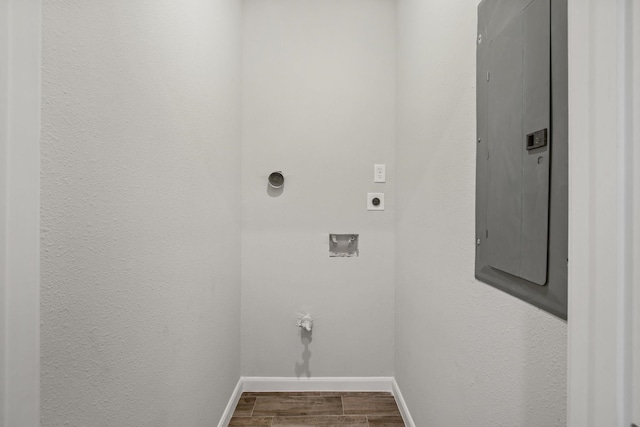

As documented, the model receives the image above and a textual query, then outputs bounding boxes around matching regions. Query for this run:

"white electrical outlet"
[367,193,384,211]
[374,164,386,183]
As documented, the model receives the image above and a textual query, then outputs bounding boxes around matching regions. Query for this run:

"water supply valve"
[296,314,313,332]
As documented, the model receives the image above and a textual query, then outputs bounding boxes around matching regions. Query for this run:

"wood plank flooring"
[228,392,405,427]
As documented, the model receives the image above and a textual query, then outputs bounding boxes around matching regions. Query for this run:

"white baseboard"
[241,376,394,392]
[217,378,243,427]
[392,378,416,427]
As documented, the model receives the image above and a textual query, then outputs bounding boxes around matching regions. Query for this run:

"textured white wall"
[395,1,568,426]
[634,4,640,422]
[40,1,241,426]
[241,0,396,377]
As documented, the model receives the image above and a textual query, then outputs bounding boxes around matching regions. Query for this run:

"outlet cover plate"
[367,193,384,211]
[374,164,386,183]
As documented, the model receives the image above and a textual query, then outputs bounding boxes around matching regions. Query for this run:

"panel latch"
[526,128,548,150]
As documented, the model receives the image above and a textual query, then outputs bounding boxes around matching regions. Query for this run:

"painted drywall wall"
[395,1,568,426]
[40,1,241,426]
[241,0,396,377]
[0,1,7,422]
[634,3,640,422]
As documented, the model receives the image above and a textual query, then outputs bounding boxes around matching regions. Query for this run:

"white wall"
[395,1,568,426]
[40,1,241,426]
[241,0,396,377]
[632,3,639,421]
[2,1,41,425]
[0,0,7,420]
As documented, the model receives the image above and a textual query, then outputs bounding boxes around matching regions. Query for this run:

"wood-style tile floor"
[228,392,405,426]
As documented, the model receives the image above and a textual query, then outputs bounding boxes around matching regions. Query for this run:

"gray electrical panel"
[476,0,567,319]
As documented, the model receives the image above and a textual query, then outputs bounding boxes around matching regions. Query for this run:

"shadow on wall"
[522,312,568,426]
[295,329,312,378]
[267,183,284,198]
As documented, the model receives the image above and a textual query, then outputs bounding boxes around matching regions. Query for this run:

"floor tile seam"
[249,394,256,418]
[253,411,346,418]
[270,415,370,422]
